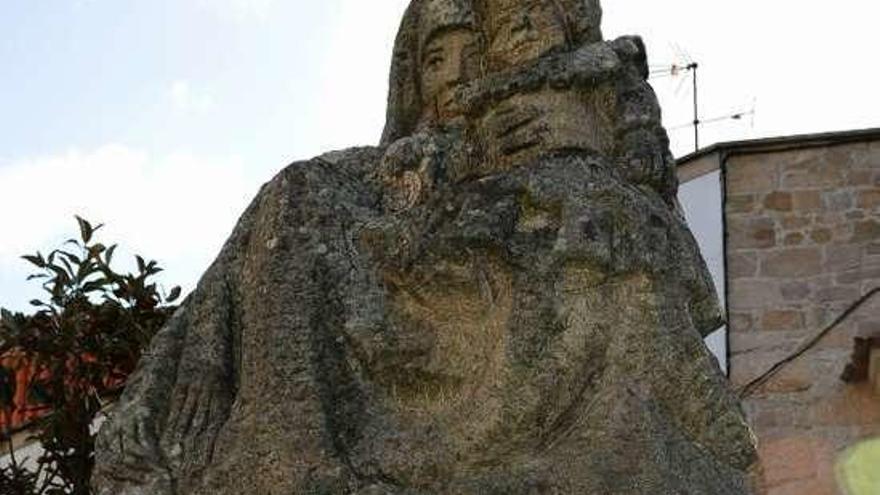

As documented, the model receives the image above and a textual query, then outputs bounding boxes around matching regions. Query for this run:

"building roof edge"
[676,127,880,166]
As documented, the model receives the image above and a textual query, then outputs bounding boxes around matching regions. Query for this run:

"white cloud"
[170,80,216,113]
[0,145,260,312]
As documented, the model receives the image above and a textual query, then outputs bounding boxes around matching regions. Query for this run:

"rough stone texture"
[725,140,880,494]
[93,1,756,493]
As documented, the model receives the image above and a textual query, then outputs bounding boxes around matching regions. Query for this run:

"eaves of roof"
[676,127,880,166]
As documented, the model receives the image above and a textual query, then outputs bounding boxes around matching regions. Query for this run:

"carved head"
[381,0,481,145]
[382,0,604,145]
[483,0,603,71]
[418,6,481,124]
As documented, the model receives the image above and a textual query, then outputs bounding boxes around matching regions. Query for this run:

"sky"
[1,0,878,312]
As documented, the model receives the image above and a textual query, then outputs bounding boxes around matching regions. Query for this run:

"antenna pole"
[690,62,699,152]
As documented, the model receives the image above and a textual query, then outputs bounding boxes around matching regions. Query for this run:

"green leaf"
[21,254,46,268]
[89,243,106,256]
[58,250,82,265]
[104,244,118,266]
[81,280,108,294]
[30,299,44,306]
[167,286,182,302]
[135,255,146,273]
[47,264,67,279]
[76,259,98,283]
[58,256,75,279]
[75,215,93,243]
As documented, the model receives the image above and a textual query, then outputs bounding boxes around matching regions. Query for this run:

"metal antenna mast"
[689,62,699,151]
[651,54,757,152]
[650,46,700,152]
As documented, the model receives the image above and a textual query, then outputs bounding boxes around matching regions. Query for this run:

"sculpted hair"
[381,1,422,146]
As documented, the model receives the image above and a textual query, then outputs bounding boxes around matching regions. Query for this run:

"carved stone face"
[483,0,603,72]
[484,0,569,71]
[420,28,481,124]
[381,254,511,408]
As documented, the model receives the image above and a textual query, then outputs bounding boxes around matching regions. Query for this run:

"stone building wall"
[723,138,880,494]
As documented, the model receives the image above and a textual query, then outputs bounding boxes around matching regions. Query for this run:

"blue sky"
[1,0,878,312]
[1,0,344,162]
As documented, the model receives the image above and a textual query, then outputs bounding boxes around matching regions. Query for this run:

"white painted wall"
[678,170,728,373]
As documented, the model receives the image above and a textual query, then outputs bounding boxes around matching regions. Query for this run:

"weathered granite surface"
[93,0,757,493]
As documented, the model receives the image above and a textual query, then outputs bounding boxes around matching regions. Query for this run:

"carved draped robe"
[93,2,756,493]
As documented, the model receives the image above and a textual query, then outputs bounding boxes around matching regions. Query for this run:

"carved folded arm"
[91,272,240,495]
[91,188,266,494]
[92,306,188,495]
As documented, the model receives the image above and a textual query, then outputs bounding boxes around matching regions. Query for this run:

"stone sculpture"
[93,0,757,493]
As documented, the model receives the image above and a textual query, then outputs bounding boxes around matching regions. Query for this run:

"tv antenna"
[650,45,701,151]
[669,101,756,133]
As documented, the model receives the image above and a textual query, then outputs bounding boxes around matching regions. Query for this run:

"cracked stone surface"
[93,0,757,493]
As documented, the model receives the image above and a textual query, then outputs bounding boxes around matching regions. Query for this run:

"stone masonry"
[724,137,880,494]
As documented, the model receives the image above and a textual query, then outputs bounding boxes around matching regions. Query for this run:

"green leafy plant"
[0,216,180,494]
